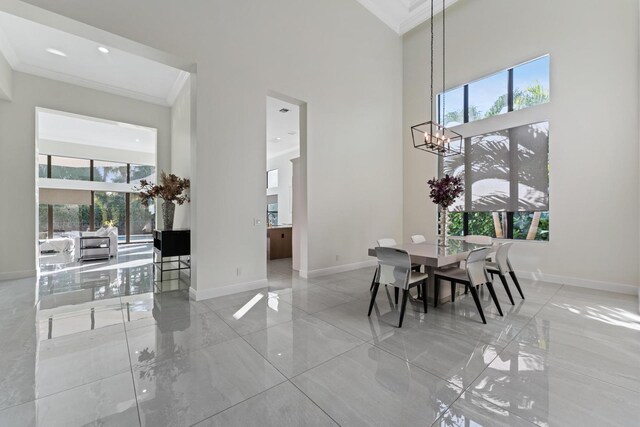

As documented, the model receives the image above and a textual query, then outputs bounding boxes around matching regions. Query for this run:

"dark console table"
[79,236,111,261]
[153,229,190,285]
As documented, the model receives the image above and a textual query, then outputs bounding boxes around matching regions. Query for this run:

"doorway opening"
[265,93,308,280]
[36,108,158,268]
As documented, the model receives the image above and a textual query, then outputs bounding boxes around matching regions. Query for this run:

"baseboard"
[189,278,268,301]
[303,259,378,279]
[516,270,639,296]
[0,269,37,282]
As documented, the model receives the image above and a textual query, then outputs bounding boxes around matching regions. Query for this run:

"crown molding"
[354,0,401,33]
[399,0,460,35]
[356,0,460,36]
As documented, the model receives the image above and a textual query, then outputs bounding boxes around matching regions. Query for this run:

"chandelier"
[411,0,462,157]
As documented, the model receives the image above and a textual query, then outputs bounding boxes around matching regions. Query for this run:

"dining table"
[367,239,497,304]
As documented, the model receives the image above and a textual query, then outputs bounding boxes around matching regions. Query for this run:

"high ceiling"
[0,11,188,106]
[355,0,460,35]
[266,97,299,160]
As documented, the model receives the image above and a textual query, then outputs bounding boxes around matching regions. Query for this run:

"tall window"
[438,55,550,241]
[39,155,156,243]
[441,122,549,241]
[439,55,550,125]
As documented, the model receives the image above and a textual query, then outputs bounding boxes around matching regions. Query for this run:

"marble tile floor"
[0,256,639,426]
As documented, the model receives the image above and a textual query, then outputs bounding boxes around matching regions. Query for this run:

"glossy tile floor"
[1,254,639,426]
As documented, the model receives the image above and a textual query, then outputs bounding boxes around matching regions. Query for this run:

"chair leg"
[486,282,504,316]
[450,281,456,302]
[394,287,399,305]
[434,277,440,308]
[510,271,525,299]
[464,285,468,295]
[422,280,428,313]
[468,285,486,324]
[368,282,380,316]
[498,274,515,305]
[398,289,409,328]
[369,266,378,291]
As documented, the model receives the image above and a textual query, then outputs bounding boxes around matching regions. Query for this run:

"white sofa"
[74,227,119,260]
[39,237,74,253]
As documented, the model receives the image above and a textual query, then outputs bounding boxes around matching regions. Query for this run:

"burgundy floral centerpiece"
[427,174,464,246]
[135,171,190,231]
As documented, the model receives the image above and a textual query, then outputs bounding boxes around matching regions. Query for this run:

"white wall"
[19,0,404,298]
[171,76,191,229]
[0,71,170,280]
[403,0,640,290]
[0,48,11,101]
[266,150,298,225]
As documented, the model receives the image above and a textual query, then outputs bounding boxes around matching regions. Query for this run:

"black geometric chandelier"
[411,0,462,157]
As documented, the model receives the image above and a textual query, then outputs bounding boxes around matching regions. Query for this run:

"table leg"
[410,265,434,303]
[426,266,436,307]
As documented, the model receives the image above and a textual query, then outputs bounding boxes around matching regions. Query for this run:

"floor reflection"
[38,243,157,306]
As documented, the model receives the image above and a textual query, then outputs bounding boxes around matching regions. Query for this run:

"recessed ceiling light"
[98,46,110,54]
[135,138,140,142]
[276,137,281,141]
[45,48,67,57]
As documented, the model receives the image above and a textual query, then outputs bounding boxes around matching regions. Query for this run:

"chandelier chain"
[442,0,445,128]
[430,0,434,124]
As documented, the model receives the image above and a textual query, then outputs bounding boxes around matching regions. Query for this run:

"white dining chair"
[464,234,496,264]
[433,247,503,324]
[377,238,397,247]
[410,234,426,243]
[485,242,524,302]
[369,247,429,327]
[370,238,398,293]
[465,235,493,245]
[370,237,423,302]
